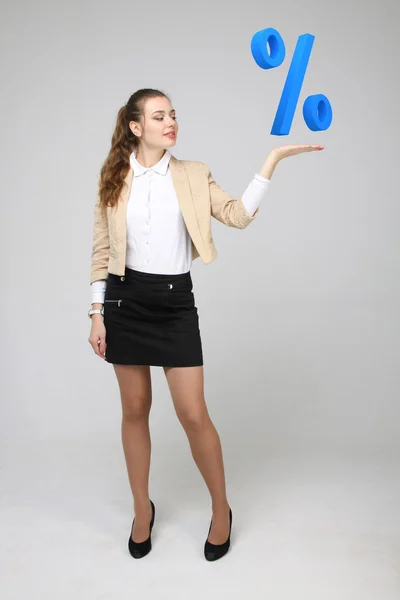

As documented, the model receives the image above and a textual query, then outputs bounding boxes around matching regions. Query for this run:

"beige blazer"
[90,156,260,284]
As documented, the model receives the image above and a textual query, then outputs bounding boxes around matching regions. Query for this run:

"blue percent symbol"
[251,27,333,136]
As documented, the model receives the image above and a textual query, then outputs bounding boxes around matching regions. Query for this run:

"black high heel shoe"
[128,499,155,559]
[204,506,232,561]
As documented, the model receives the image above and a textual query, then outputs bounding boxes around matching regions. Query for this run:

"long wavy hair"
[97,88,170,218]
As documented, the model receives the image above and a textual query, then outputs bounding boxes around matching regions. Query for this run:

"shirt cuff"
[241,175,271,216]
[254,173,270,184]
[91,279,107,304]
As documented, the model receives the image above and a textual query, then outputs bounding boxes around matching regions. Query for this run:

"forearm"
[257,151,279,180]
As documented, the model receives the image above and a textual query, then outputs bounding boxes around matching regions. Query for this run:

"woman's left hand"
[271,144,324,162]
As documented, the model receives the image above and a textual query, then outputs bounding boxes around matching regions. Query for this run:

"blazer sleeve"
[204,163,260,229]
[90,179,110,285]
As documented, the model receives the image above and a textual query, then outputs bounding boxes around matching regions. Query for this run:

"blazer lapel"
[113,166,133,248]
[169,156,203,251]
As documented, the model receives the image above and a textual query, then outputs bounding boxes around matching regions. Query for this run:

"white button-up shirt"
[91,149,270,304]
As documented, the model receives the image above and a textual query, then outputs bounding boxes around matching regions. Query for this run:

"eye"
[155,116,178,121]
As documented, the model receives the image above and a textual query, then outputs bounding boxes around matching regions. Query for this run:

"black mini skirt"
[103,267,203,367]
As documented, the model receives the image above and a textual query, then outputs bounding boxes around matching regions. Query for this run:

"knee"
[178,408,210,432]
[122,396,151,422]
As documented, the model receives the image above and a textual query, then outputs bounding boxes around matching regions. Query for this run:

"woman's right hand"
[88,316,107,360]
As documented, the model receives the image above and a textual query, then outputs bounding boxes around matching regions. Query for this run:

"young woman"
[88,88,324,561]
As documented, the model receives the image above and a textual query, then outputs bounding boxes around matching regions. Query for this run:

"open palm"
[272,144,324,161]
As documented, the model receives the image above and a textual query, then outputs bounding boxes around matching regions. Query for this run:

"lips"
[164,132,175,136]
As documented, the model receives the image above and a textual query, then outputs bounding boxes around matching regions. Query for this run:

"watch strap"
[88,308,104,318]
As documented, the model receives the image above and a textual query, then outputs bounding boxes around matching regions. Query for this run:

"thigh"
[113,364,152,418]
[163,365,209,426]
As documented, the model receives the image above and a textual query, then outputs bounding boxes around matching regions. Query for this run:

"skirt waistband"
[107,267,192,287]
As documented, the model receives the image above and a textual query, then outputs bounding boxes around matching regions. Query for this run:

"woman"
[88,88,324,561]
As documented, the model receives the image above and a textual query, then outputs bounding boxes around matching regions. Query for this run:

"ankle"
[212,501,230,514]
[134,497,151,511]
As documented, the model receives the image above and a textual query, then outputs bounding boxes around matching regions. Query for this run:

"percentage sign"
[251,27,333,136]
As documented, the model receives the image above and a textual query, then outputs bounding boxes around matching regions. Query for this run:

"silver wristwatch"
[88,308,104,318]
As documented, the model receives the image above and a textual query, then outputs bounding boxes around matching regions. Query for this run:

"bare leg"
[113,364,153,543]
[163,365,231,544]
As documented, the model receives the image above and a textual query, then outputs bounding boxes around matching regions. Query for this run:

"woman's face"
[129,96,178,149]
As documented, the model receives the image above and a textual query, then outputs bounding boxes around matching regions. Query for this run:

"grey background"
[1,0,399,598]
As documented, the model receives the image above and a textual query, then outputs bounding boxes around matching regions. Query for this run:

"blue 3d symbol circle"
[251,27,333,136]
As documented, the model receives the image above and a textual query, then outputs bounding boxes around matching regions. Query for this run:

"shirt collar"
[130,148,172,177]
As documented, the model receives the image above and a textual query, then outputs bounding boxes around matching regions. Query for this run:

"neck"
[134,147,166,168]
